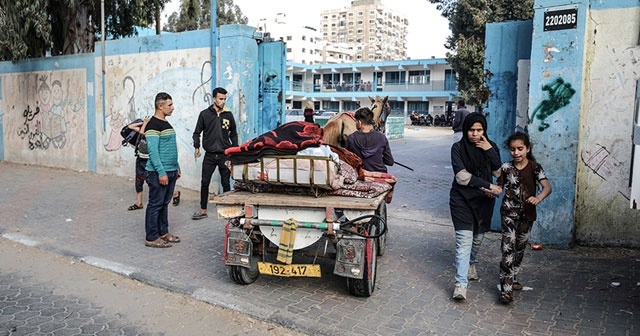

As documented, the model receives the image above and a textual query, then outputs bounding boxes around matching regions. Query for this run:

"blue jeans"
[455,230,484,286]
[145,170,178,241]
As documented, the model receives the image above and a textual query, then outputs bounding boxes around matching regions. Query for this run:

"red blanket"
[225,122,324,164]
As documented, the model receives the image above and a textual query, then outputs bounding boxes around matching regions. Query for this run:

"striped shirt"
[144,116,179,176]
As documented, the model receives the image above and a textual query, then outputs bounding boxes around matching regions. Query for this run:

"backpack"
[120,118,143,147]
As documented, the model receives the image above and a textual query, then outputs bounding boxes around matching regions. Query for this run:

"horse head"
[369,95,390,132]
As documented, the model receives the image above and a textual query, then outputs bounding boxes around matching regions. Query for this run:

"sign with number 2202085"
[544,8,578,32]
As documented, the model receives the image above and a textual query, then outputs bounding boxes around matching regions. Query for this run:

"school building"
[285,58,460,121]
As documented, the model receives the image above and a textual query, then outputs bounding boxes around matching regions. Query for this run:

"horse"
[322,96,390,147]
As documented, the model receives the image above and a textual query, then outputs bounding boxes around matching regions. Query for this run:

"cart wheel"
[346,237,378,297]
[227,254,259,285]
[375,203,387,256]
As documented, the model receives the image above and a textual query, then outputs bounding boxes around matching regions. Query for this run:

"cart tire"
[375,203,387,256]
[227,255,259,285]
[346,237,378,297]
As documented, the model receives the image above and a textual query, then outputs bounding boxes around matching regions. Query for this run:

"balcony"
[286,80,457,94]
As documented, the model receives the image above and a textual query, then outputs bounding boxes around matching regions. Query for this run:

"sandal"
[513,282,523,291]
[145,238,172,248]
[191,212,208,220]
[128,204,143,211]
[499,292,513,304]
[172,191,181,206]
[161,233,181,243]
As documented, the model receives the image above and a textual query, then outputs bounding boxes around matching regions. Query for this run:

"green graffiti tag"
[530,77,576,131]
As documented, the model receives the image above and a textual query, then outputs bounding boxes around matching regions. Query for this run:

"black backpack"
[120,118,143,147]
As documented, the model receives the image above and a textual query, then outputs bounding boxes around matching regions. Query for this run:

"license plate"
[258,262,321,277]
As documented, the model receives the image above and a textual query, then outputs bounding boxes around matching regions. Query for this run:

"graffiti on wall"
[99,52,214,176]
[192,61,213,106]
[530,77,576,131]
[581,143,631,200]
[11,72,85,150]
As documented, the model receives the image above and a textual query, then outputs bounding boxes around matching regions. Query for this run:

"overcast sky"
[163,0,451,59]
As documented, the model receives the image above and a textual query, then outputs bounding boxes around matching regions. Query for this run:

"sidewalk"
[0,126,638,335]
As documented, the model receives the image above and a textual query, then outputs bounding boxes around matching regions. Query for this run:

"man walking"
[192,87,238,220]
[144,92,181,248]
[452,99,470,142]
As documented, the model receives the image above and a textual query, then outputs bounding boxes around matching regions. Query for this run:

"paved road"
[0,237,303,336]
[0,126,638,335]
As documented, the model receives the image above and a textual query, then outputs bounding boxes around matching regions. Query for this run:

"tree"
[167,0,247,32]
[428,0,533,107]
[0,0,170,62]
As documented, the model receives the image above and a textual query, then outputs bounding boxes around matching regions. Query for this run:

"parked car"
[314,110,337,118]
[285,109,305,123]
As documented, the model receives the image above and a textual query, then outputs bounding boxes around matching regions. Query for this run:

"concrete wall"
[525,0,590,248]
[94,37,213,192]
[575,2,640,247]
[0,29,265,194]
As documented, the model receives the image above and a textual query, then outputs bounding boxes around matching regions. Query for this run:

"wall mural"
[0,69,87,170]
[4,70,86,152]
[104,74,136,152]
[530,77,576,131]
[97,50,213,192]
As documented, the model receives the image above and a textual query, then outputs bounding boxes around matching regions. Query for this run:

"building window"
[287,36,292,41]
[287,48,292,52]
[302,48,306,53]
[302,36,306,41]
[388,101,405,116]
[409,70,430,84]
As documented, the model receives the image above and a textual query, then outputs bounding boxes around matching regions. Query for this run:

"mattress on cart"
[232,155,341,190]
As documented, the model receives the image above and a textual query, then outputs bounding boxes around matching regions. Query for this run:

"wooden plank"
[210,190,386,210]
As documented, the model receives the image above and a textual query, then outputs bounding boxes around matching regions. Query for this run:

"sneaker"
[452,283,467,300]
[468,264,479,280]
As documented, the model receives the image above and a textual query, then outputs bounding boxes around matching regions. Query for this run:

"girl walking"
[497,132,552,303]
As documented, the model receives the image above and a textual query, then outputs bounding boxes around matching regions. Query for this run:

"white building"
[256,13,323,65]
[286,58,459,122]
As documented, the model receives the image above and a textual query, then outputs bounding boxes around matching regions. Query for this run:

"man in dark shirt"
[345,107,394,173]
[192,87,238,220]
[452,99,470,142]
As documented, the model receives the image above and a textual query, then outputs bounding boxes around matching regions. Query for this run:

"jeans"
[455,230,484,286]
[200,152,231,210]
[145,170,178,241]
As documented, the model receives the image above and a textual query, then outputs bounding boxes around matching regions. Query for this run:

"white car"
[284,109,305,123]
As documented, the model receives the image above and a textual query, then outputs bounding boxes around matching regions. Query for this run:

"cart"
[212,189,388,297]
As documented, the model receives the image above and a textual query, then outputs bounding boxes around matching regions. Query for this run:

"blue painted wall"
[484,20,533,231]
[527,0,589,248]
[219,25,261,144]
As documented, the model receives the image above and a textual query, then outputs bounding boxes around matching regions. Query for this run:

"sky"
[163,0,451,59]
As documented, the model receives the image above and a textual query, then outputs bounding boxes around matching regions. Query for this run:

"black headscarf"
[459,112,492,180]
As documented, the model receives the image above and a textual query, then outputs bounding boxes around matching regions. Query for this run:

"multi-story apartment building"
[286,58,459,120]
[320,0,408,62]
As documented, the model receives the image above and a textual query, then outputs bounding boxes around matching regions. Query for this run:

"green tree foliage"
[0,0,169,62]
[167,0,247,32]
[0,1,52,61]
[428,0,533,106]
